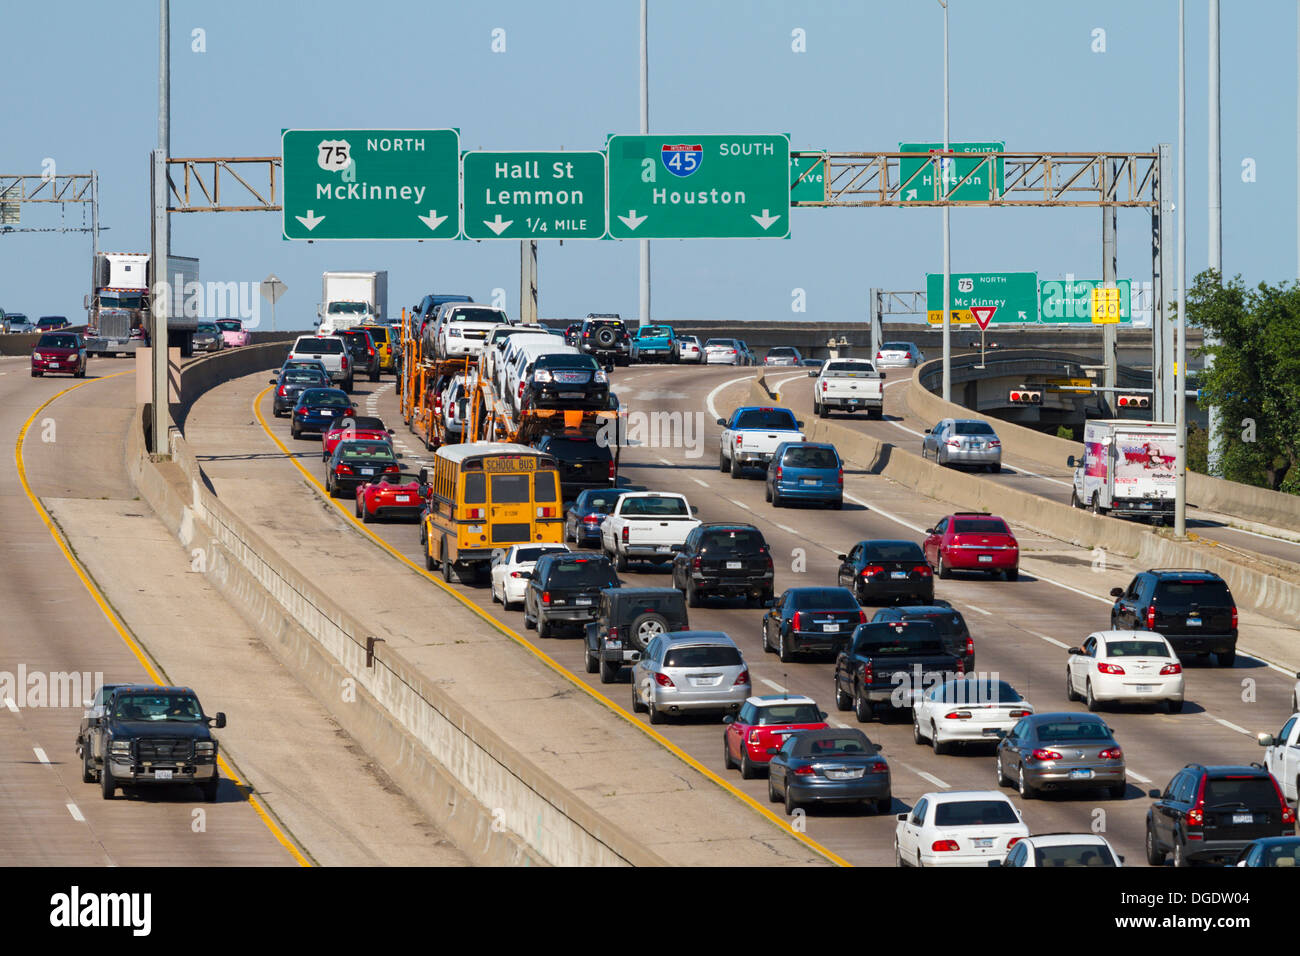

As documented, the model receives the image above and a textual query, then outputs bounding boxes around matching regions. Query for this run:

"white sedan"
[1065,630,1184,713]
[894,790,1029,868]
[993,833,1122,867]
[676,335,703,363]
[912,677,1034,754]
[489,544,570,610]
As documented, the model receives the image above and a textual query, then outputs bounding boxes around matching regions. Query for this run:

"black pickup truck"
[79,684,226,801]
[833,621,963,723]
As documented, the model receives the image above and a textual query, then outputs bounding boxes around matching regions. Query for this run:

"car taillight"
[837,466,843,485]
[868,761,887,774]
[989,440,1002,447]
[1031,749,1062,761]
[583,514,601,525]
[336,464,353,475]
[434,396,443,413]
[691,555,701,571]
[1269,776,1296,824]
[1099,747,1123,760]
[1008,710,1032,718]
[384,464,399,473]
[342,355,349,369]
[861,565,884,577]
[536,506,555,518]
[862,661,873,684]
[622,526,629,543]
[775,466,782,480]
[820,381,828,392]
[965,637,975,657]
[655,672,675,687]
[734,434,743,447]
[277,385,288,396]
[944,711,972,720]
[792,611,802,631]
[1006,837,1022,848]
[465,507,484,519]
[946,438,961,447]
[794,765,816,776]
[858,610,867,624]
[1159,662,1182,675]
[931,840,960,852]
[368,346,375,357]
[956,659,965,674]
[1187,775,1207,827]
[608,461,616,481]
[876,351,884,359]
[509,571,525,578]
[1097,662,1125,675]
[734,670,749,686]
[1145,605,1156,629]
[1231,606,1238,629]
[542,591,551,605]
[296,407,308,416]
[913,564,932,577]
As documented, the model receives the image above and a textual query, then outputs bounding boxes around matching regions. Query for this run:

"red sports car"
[723,695,829,778]
[354,472,430,523]
[321,415,393,462]
[922,512,1019,581]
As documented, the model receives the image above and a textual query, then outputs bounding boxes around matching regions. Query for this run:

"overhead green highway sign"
[462,151,606,240]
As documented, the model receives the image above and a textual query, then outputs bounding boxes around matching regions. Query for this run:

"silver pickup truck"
[813,359,884,419]
[287,334,353,391]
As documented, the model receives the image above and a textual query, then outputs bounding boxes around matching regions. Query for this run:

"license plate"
[1069,769,1094,780]
[1139,502,1153,509]
[395,495,411,503]
[978,555,993,563]
[825,768,864,780]
[559,392,583,398]
[322,409,335,415]
[690,676,717,687]
[982,727,1002,736]
[726,561,742,569]
[575,598,592,607]
[801,479,818,486]
[1232,813,1254,825]
[822,623,840,632]
[360,468,374,476]
[1186,618,1202,626]
[891,571,907,579]
[847,398,859,404]
[974,838,993,848]
[1134,684,1156,693]
[656,545,672,553]
[154,769,173,780]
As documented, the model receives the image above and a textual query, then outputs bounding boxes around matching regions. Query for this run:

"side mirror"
[1257,733,1275,747]
[871,743,883,754]
[388,428,395,434]
[395,453,404,460]
[691,505,700,515]
[1067,646,1084,656]
[924,528,935,535]
[1109,587,1124,597]
[722,715,734,724]
[1067,455,1077,467]
[923,427,931,434]
[897,813,909,823]
[1147,788,1162,799]
[268,378,278,384]
[837,554,848,562]
[796,421,804,428]
[214,712,227,729]
[808,369,817,377]
[819,711,828,720]
[716,418,726,426]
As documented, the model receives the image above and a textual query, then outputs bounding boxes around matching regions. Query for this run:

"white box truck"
[1068,419,1177,522]
[317,271,388,332]
[85,253,199,356]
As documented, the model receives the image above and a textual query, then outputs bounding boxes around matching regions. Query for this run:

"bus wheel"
[440,538,454,583]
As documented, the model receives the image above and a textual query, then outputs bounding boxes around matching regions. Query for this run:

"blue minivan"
[765,441,843,508]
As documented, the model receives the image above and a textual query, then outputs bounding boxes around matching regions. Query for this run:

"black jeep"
[584,587,690,683]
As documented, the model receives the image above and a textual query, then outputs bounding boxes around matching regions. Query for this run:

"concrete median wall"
[906,358,1300,532]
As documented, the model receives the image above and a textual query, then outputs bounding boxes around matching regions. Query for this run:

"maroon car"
[31,332,87,378]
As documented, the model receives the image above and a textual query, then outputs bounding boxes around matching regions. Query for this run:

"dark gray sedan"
[995,712,1127,800]
[767,728,891,816]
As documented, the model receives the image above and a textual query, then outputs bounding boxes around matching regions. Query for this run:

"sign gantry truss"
[166,157,282,213]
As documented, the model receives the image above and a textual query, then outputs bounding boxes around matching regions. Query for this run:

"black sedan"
[871,602,974,673]
[325,439,400,498]
[762,587,865,662]
[290,388,356,439]
[767,728,891,816]
[836,539,934,605]
[564,488,624,548]
[271,367,330,416]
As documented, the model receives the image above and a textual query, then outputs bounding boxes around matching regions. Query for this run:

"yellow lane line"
[254,385,850,867]
[15,373,311,868]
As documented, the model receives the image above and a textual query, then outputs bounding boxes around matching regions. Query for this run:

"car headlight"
[594,370,608,384]
[110,740,131,754]
[533,369,552,382]
[32,353,41,360]
[194,741,215,753]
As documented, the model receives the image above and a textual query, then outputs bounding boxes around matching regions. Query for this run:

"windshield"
[1035,720,1111,743]
[196,323,219,333]
[754,704,822,725]
[545,559,617,588]
[790,588,859,611]
[952,518,1011,534]
[536,354,598,370]
[328,301,369,314]
[822,361,876,376]
[700,528,765,553]
[577,491,620,513]
[733,408,798,430]
[217,320,242,331]
[283,370,326,384]
[296,338,343,353]
[620,496,688,517]
[1104,640,1171,657]
[99,293,145,309]
[450,307,508,324]
[933,800,1019,827]
[782,446,838,469]
[953,422,996,436]
[663,645,742,668]
[340,442,395,461]
[37,334,77,349]
[301,389,350,406]
[114,693,204,722]
[863,542,924,562]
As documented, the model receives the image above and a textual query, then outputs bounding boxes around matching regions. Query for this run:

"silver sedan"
[921,419,1002,472]
[875,342,925,368]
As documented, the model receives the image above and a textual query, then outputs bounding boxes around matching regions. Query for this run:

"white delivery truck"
[1068,419,1177,521]
[317,271,388,332]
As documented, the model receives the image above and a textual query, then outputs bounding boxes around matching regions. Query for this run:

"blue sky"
[1,0,1294,328]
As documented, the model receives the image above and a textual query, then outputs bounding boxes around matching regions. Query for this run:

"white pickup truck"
[287,335,352,391]
[813,358,885,419]
[1258,712,1300,803]
[601,492,701,571]
[717,405,805,478]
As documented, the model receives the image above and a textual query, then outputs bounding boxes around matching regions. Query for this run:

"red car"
[321,415,394,462]
[355,472,430,523]
[922,512,1019,581]
[31,332,87,378]
[723,695,829,778]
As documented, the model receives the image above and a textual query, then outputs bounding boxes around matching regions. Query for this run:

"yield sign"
[970,305,997,330]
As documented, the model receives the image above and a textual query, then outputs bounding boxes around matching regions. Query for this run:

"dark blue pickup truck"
[833,620,963,723]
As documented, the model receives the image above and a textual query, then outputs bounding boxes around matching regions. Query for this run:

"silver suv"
[631,631,750,724]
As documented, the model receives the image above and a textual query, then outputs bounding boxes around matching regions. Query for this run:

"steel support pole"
[1175,0,1188,537]
[1152,143,1175,422]
[89,170,99,322]
[869,287,881,362]
[1206,0,1222,474]
[151,0,171,458]
[638,0,650,327]
[1102,159,1118,398]
[519,239,538,324]
[941,0,951,403]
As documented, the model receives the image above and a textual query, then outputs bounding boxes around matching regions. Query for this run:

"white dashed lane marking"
[66,804,85,822]
[33,747,49,764]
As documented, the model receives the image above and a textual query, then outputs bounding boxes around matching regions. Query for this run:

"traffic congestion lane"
[233,361,1291,865]
[0,365,299,865]
[779,368,1300,568]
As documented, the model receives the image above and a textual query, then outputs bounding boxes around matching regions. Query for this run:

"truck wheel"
[439,538,454,583]
[537,615,551,639]
[100,762,116,800]
[719,448,728,472]
[614,549,628,573]
[1090,493,1104,515]
[853,684,874,723]
[599,657,618,683]
[686,579,700,608]
[425,540,437,572]
[585,645,599,674]
[730,453,742,478]
[201,775,220,803]
[344,377,355,393]
[834,681,852,712]
[1216,649,1236,668]
[868,407,882,421]
[1070,488,1080,509]
[82,746,97,783]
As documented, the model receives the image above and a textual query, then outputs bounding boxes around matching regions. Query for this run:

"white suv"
[430,304,512,359]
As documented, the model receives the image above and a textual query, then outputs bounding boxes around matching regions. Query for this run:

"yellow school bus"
[422,442,564,580]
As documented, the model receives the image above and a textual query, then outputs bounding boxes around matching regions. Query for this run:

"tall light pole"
[1206,0,1222,474]
[1175,0,1188,536]
[940,0,951,402]
[638,0,650,327]
[151,0,171,457]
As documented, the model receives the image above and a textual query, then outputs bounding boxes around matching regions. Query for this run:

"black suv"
[671,522,774,608]
[331,328,380,381]
[523,551,620,638]
[1145,764,1295,866]
[79,684,226,801]
[584,587,689,683]
[520,352,611,412]
[579,314,631,367]
[535,433,615,498]
[1110,569,1238,666]
[871,601,974,673]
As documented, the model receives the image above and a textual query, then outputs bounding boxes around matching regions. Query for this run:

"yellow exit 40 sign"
[1091,286,1121,323]
[927,309,975,325]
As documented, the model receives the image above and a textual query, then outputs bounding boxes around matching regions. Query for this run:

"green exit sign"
[463,151,606,240]
[790,151,826,204]
[899,141,1003,203]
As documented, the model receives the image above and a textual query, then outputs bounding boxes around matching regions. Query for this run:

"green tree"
[1187,270,1300,491]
